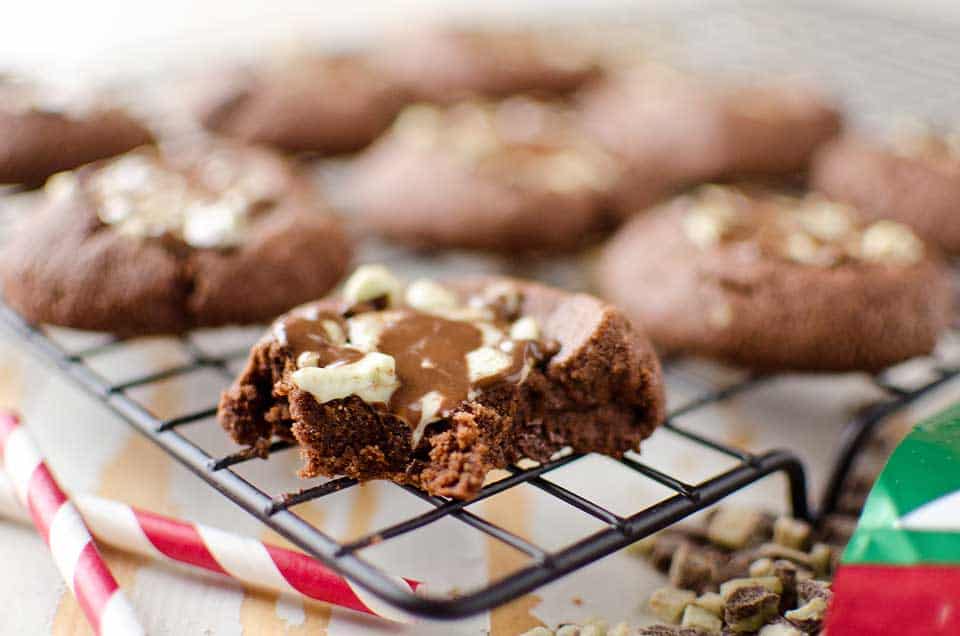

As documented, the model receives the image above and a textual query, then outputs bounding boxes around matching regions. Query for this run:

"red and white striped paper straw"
[0,411,144,636]
[0,448,421,622]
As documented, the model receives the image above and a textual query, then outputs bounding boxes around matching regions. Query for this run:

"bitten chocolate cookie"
[373,27,599,102]
[197,55,406,155]
[349,97,620,252]
[2,143,351,335]
[0,78,154,186]
[578,66,842,212]
[811,126,960,254]
[597,185,952,372]
[218,265,664,499]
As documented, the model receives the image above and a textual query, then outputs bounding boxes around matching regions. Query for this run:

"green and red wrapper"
[826,402,960,634]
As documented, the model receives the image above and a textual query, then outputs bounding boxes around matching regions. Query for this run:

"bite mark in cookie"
[219,265,665,499]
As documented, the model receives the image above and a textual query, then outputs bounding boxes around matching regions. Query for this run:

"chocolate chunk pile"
[637,508,838,635]
[523,619,632,636]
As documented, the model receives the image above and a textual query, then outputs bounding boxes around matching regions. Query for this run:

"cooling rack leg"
[817,407,883,521]
[781,455,811,522]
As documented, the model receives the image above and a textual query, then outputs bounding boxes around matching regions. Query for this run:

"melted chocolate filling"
[277,304,550,430]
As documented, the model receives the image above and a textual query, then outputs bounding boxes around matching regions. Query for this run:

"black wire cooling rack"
[2,0,960,621]
[3,300,958,619]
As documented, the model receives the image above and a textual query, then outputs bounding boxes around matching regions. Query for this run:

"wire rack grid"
[0,301,808,619]
[3,301,958,619]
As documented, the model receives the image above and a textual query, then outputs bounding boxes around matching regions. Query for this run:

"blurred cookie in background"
[196,54,406,156]
[2,141,351,335]
[0,76,154,187]
[348,97,621,253]
[597,185,951,372]
[811,120,960,254]
[372,26,601,103]
[578,65,843,213]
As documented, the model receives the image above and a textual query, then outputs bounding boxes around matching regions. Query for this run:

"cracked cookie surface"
[598,185,952,372]
[1,142,351,335]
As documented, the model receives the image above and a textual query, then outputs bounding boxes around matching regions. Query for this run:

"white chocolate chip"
[405,279,459,314]
[44,171,78,201]
[342,265,404,307]
[796,200,854,241]
[410,390,445,447]
[392,104,442,148]
[346,311,403,352]
[320,320,346,345]
[860,220,924,264]
[539,151,613,193]
[448,108,500,162]
[98,194,135,224]
[181,197,248,248]
[476,322,505,347]
[682,201,737,248]
[509,316,540,341]
[291,352,400,406]
[475,281,522,318]
[95,153,155,194]
[784,232,835,267]
[707,302,733,329]
[466,346,513,383]
[296,351,321,368]
[90,152,261,246]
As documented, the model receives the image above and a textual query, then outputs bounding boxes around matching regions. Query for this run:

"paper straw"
[0,458,419,622]
[0,411,144,636]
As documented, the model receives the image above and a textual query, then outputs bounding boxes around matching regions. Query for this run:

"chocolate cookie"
[2,142,351,335]
[597,185,952,372]
[349,97,620,252]
[811,126,960,253]
[373,27,599,102]
[197,55,406,155]
[578,66,842,212]
[0,78,154,186]
[218,265,664,499]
